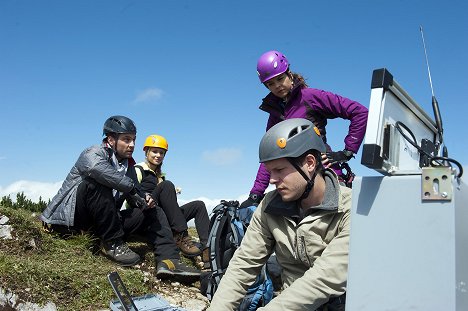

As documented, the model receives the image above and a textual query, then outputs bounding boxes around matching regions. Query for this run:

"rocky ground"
[0,213,210,311]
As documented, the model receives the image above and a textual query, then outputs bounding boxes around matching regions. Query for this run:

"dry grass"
[0,205,201,310]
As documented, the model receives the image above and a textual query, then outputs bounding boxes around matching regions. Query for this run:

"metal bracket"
[421,166,452,201]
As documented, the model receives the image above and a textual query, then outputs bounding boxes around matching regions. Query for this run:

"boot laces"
[113,241,132,256]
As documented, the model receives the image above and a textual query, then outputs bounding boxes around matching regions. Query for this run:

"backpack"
[201,200,274,310]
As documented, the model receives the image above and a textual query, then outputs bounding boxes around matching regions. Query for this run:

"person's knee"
[76,178,113,209]
[159,180,176,191]
[193,200,206,209]
[123,207,145,231]
[132,207,144,218]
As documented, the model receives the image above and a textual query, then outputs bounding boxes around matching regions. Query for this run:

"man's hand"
[145,193,156,209]
[128,192,147,209]
[239,193,264,208]
[324,150,354,167]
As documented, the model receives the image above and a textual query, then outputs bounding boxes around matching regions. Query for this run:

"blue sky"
[1,0,467,210]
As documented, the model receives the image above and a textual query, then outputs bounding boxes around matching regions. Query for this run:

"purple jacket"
[250,81,368,195]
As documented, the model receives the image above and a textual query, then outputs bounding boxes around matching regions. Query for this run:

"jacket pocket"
[298,234,326,266]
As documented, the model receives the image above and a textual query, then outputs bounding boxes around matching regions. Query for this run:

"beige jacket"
[208,170,351,310]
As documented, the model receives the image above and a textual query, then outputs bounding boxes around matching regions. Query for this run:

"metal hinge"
[421,166,452,201]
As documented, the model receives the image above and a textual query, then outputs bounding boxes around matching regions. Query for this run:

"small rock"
[181,298,207,311]
[0,224,13,239]
[0,215,9,225]
[195,293,209,302]
[29,238,37,249]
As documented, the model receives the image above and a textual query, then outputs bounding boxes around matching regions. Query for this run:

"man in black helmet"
[208,118,350,310]
[41,115,200,282]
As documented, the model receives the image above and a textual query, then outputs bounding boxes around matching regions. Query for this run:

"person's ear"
[107,135,116,148]
[305,154,318,173]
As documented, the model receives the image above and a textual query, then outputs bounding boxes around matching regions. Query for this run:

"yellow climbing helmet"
[143,135,168,151]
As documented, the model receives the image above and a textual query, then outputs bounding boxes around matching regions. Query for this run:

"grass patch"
[0,205,166,310]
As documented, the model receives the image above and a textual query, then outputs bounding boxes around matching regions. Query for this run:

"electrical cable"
[394,121,438,162]
[430,156,463,178]
[394,121,463,178]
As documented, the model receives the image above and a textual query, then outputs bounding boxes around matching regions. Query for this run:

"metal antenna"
[420,26,435,97]
[420,25,444,152]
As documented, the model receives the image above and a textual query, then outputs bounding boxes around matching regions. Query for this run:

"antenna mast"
[420,26,445,154]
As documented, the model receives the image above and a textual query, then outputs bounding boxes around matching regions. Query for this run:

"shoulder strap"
[134,165,145,183]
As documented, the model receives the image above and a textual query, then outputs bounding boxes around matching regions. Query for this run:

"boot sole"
[116,259,141,267]
[173,273,201,284]
[156,270,201,284]
[180,252,202,258]
[102,253,141,267]
[155,270,174,280]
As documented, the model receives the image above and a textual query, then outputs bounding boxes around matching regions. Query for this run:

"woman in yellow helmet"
[135,134,210,263]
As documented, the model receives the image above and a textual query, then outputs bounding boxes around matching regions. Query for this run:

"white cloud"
[202,148,242,166]
[0,179,249,226]
[179,194,249,226]
[0,156,6,160]
[0,180,250,211]
[0,180,249,212]
[0,180,63,203]
[179,194,247,215]
[132,87,164,104]
[0,179,275,227]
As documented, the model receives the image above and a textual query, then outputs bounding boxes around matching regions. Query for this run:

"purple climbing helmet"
[256,50,290,83]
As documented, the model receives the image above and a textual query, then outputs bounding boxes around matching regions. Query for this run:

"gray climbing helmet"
[259,118,326,163]
[103,115,137,136]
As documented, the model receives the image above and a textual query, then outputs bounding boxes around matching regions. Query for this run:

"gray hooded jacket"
[40,144,135,227]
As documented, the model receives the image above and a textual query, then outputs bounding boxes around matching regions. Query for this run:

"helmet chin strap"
[287,158,317,201]
[107,133,121,158]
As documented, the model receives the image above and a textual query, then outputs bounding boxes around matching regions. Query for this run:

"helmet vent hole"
[110,118,123,127]
[289,125,310,138]
[289,128,299,138]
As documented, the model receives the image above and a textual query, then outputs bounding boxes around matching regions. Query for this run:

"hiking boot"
[156,259,201,284]
[174,231,202,257]
[201,247,211,270]
[101,239,141,267]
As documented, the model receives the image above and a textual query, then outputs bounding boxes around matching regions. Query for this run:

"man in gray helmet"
[41,115,200,282]
[208,118,350,310]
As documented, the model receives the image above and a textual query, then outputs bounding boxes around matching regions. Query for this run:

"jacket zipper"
[301,236,312,266]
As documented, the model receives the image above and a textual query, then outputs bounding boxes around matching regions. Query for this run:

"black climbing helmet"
[103,115,137,136]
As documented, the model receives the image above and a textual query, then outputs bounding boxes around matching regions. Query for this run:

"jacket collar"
[136,161,157,175]
[259,79,305,114]
[101,140,135,167]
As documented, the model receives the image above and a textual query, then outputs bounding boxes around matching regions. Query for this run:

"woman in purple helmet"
[240,50,368,208]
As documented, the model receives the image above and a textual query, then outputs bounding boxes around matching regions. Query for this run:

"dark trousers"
[74,178,179,261]
[181,200,209,246]
[317,293,346,311]
[152,180,210,246]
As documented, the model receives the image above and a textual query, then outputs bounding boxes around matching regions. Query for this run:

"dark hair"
[293,149,324,176]
[289,70,309,88]
[155,165,163,180]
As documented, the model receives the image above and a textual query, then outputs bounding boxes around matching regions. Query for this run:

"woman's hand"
[321,153,331,168]
[145,193,156,209]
